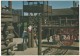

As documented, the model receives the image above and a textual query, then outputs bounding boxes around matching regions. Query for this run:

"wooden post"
[66,17,67,26]
[8,1,12,12]
[28,13,32,48]
[60,17,61,26]
[38,17,42,55]
[48,28,50,43]
[31,28,34,47]
[31,4,35,47]
[28,32,31,48]
[28,2,31,48]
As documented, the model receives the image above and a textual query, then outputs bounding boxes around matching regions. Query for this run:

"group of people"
[46,33,79,46]
[20,28,79,48]
[51,34,77,42]
[47,28,79,45]
[22,29,38,48]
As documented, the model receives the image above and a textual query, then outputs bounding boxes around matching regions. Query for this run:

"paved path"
[13,38,47,55]
[13,38,79,55]
[13,38,38,55]
[65,50,79,55]
[15,48,38,55]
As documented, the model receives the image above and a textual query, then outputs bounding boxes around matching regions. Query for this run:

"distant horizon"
[11,7,73,10]
[1,1,79,9]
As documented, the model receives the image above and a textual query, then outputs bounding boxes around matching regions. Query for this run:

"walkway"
[13,38,47,55]
[13,38,79,55]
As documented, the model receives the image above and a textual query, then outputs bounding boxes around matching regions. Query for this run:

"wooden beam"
[42,45,79,50]
[41,25,78,28]
[60,46,79,50]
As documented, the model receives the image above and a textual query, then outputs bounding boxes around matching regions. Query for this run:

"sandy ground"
[13,38,79,55]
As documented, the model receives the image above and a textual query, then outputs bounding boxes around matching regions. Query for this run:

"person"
[47,34,50,43]
[66,34,70,40]
[52,34,56,44]
[6,29,15,51]
[6,30,15,42]
[34,33,38,47]
[60,34,64,42]
[55,34,60,43]
[22,29,28,47]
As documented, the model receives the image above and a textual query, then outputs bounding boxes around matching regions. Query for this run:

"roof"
[51,8,74,16]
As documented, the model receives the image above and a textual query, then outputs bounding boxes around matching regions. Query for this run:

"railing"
[1,10,12,14]
[42,21,78,27]
[1,18,13,22]
[42,25,78,28]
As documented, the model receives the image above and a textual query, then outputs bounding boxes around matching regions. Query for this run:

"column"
[60,17,61,26]
[66,17,67,26]
[31,27,34,47]
[28,32,31,48]
[38,17,42,55]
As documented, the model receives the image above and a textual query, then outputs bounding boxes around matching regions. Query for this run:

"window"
[24,1,28,5]
[29,2,33,5]
[34,2,37,4]
[44,1,48,5]
[39,1,43,4]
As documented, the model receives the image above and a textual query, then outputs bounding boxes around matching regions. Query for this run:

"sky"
[1,1,79,9]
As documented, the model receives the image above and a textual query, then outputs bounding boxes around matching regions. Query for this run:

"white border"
[0,2,1,54]
[0,0,80,56]
[1,0,79,1]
